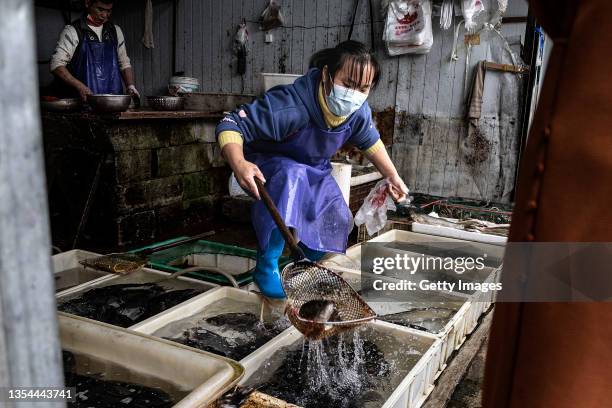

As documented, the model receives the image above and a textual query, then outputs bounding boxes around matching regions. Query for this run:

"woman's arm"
[366,146,409,202]
[222,143,265,199]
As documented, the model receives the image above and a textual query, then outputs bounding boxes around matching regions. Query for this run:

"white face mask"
[324,74,369,117]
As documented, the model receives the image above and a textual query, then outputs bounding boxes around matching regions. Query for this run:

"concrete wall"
[36,0,529,202]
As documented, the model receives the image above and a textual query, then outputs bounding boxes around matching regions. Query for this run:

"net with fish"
[282,261,376,340]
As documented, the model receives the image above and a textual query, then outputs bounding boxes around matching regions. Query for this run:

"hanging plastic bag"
[233,21,249,75]
[383,0,433,56]
[461,0,486,32]
[354,179,398,236]
[260,0,285,31]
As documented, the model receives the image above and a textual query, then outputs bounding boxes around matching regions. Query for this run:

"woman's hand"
[387,174,409,202]
[234,158,266,200]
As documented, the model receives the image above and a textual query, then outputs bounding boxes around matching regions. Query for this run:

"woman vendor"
[215,40,408,298]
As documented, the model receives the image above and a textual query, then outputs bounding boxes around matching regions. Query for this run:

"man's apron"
[245,124,354,253]
[69,25,123,95]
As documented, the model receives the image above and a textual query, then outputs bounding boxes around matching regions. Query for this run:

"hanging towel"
[142,0,154,49]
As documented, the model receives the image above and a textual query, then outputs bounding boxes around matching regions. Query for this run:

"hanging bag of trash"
[260,0,285,31]
[383,0,434,56]
[354,179,401,236]
[461,0,486,32]
[233,21,249,75]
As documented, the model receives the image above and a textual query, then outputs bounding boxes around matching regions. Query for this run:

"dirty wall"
[37,0,528,202]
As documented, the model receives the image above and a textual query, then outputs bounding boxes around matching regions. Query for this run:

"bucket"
[331,162,352,205]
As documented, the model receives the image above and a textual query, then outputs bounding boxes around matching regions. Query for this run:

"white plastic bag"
[354,179,397,236]
[461,0,486,32]
[228,173,249,197]
[384,0,433,55]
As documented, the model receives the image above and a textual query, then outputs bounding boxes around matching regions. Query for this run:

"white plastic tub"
[334,267,470,373]
[331,162,352,205]
[52,250,113,294]
[261,73,302,92]
[323,230,504,369]
[57,268,217,328]
[132,286,290,361]
[59,313,243,407]
[240,321,442,408]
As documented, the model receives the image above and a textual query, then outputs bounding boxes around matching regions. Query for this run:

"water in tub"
[244,324,429,408]
[63,349,188,407]
[152,298,290,360]
[340,272,464,334]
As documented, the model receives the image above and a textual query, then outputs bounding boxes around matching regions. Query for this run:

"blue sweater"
[215,68,380,151]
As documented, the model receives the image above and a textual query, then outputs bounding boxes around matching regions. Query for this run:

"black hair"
[309,40,380,88]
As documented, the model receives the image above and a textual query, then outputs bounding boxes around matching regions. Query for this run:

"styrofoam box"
[56,267,217,328]
[131,286,289,362]
[53,250,115,295]
[411,222,507,246]
[239,321,442,408]
[59,313,243,407]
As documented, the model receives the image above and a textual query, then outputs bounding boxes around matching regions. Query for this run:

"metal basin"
[147,95,185,111]
[41,98,83,112]
[87,94,132,112]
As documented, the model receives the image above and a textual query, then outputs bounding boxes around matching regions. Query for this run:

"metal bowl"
[40,98,83,112]
[87,94,132,113]
[146,95,185,111]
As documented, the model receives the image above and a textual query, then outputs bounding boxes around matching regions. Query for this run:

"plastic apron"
[245,124,354,253]
[70,26,123,95]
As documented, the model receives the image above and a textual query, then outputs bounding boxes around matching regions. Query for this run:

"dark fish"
[298,300,338,323]
[58,284,201,327]
[167,312,283,361]
[62,350,175,407]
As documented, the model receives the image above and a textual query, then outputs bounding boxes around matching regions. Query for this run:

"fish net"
[282,261,376,340]
[79,253,147,274]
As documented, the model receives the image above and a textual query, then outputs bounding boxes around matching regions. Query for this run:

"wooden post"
[0,1,65,406]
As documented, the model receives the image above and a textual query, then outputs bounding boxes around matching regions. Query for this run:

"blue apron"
[245,124,354,254]
[70,24,123,95]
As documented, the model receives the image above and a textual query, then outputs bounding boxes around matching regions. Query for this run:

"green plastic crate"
[133,238,290,287]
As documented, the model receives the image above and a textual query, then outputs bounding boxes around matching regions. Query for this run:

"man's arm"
[50,25,92,100]
[116,26,139,101]
[52,66,91,101]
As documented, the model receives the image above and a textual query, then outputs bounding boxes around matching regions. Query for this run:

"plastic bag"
[260,0,285,31]
[384,0,433,56]
[461,0,486,32]
[354,179,397,236]
[228,173,248,197]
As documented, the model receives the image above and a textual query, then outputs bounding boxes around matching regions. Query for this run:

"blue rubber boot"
[253,228,286,299]
[298,242,327,261]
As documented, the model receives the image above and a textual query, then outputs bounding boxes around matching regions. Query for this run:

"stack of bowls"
[168,76,200,95]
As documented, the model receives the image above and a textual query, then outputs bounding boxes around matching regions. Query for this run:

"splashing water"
[246,326,427,408]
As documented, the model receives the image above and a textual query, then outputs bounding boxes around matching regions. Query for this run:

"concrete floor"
[447,339,488,408]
